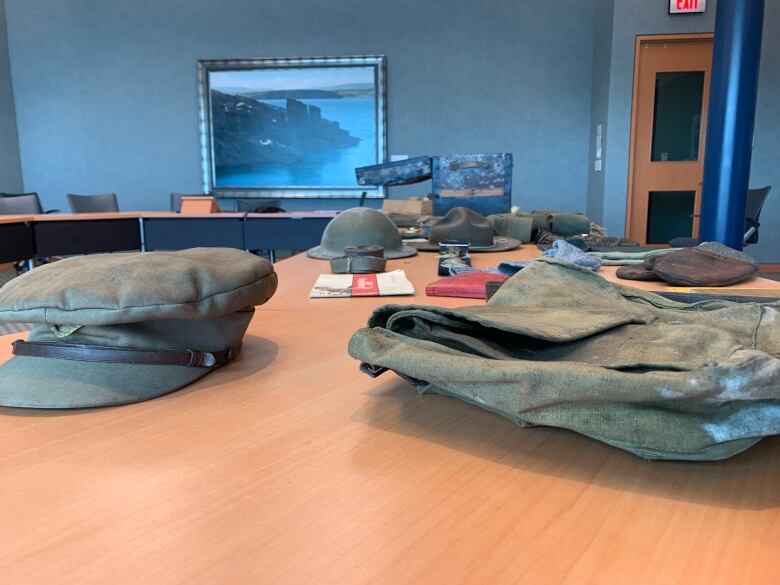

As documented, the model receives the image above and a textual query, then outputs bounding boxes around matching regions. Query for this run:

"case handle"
[449,161,491,171]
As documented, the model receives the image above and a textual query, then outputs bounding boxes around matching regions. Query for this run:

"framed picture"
[198,55,387,199]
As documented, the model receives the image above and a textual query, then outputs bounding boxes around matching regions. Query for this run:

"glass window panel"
[647,190,695,244]
[651,71,704,161]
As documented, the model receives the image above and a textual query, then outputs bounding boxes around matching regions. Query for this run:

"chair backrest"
[744,186,771,245]
[745,186,771,223]
[0,192,43,214]
[170,193,208,212]
[0,194,44,215]
[67,193,119,213]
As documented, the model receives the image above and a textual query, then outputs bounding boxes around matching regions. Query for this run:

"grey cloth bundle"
[348,258,780,461]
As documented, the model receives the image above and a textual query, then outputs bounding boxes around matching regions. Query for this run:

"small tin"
[438,240,471,276]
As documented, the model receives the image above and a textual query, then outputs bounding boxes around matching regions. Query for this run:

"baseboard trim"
[759,263,780,273]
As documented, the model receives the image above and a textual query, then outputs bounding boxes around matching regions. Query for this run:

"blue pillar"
[700,0,764,249]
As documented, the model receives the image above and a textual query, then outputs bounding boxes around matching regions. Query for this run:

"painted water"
[215,98,376,188]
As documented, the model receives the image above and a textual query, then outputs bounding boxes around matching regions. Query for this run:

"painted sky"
[211,66,374,92]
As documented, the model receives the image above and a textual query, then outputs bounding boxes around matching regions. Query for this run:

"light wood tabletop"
[0,215,33,224]
[0,211,339,222]
[1,247,778,585]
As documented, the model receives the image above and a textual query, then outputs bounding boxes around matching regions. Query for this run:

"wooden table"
[0,215,35,264]
[0,211,338,262]
[1,248,779,584]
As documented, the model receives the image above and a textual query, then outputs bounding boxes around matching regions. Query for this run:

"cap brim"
[0,356,212,409]
[410,237,522,253]
[306,245,418,260]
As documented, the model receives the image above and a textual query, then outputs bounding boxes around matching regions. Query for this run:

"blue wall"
[599,1,716,236]
[4,0,596,214]
[586,0,615,225]
[0,0,22,194]
[750,1,780,263]
[596,0,779,262]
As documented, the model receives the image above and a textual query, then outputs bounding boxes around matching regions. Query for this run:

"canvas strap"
[11,340,240,368]
[330,256,387,274]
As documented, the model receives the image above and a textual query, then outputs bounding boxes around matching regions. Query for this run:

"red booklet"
[425,272,508,299]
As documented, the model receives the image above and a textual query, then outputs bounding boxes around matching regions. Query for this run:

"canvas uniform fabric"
[489,213,534,243]
[0,248,278,408]
[348,258,780,461]
[530,211,591,236]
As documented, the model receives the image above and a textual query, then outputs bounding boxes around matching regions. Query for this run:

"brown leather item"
[651,248,756,286]
[616,265,663,281]
[643,255,660,270]
[11,340,239,368]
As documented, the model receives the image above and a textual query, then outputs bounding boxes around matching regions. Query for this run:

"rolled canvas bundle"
[349,258,780,461]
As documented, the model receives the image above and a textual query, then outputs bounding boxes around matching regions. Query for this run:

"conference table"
[0,247,779,584]
[0,211,338,264]
[0,215,34,264]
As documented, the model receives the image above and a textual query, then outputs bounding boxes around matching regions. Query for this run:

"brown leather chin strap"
[11,340,240,368]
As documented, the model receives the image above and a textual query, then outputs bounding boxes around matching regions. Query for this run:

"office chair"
[0,192,58,214]
[668,186,772,248]
[0,194,47,215]
[743,186,771,245]
[67,193,119,213]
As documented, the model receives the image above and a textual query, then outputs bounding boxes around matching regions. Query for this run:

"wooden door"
[626,34,713,245]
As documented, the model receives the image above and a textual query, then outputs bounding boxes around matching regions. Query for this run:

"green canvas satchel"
[348,258,780,460]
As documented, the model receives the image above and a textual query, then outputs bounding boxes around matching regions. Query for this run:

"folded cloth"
[489,213,534,243]
[535,231,642,252]
[530,211,591,236]
[498,240,601,275]
[565,234,643,251]
[426,271,509,299]
[349,258,780,461]
[592,247,681,265]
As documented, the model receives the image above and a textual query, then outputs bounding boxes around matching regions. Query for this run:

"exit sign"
[669,0,706,13]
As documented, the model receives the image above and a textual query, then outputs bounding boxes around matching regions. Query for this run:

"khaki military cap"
[0,248,277,409]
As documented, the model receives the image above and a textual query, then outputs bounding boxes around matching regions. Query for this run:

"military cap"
[0,248,277,409]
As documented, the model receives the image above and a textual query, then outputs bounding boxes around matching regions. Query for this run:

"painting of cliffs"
[208,66,378,189]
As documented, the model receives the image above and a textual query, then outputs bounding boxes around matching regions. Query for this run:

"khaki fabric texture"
[0,248,278,409]
[0,248,277,326]
[0,310,255,408]
[489,213,534,243]
[348,258,780,460]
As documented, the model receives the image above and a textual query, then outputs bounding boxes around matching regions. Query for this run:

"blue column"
[700,0,764,249]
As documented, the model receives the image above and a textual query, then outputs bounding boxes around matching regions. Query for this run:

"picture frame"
[197,55,387,199]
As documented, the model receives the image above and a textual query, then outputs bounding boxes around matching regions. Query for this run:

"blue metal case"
[355,153,512,217]
[356,156,432,187]
[431,153,512,216]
